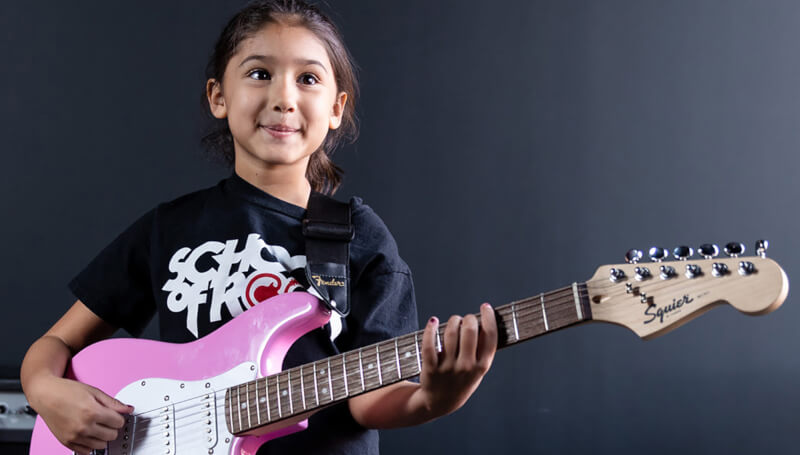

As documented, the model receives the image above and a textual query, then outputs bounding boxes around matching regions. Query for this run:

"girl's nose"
[271,76,297,113]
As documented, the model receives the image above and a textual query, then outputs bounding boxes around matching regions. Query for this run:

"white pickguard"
[107,362,256,454]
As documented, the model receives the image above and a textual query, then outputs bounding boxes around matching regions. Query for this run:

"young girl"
[20,1,497,454]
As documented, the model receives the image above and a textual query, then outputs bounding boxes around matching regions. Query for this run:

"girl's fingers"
[456,314,479,367]
[441,315,462,368]
[89,388,130,432]
[421,316,439,372]
[76,435,109,450]
[477,303,498,369]
[89,422,120,443]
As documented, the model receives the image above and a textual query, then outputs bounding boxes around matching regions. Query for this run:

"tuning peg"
[712,262,729,277]
[685,263,702,278]
[625,249,643,264]
[755,240,769,258]
[739,261,756,275]
[673,246,694,261]
[724,242,745,258]
[648,247,669,262]
[609,268,626,282]
[698,244,719,259]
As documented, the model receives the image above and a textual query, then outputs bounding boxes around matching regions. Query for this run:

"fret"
[341,354,349,398]
[572,282,582,319]
[358,349,365,392]
[395,336,417,377]
[378,342,398,380]
[276,374,282,418]
[228,387,234,433]
[313,362,319,406]
[236,384,242,433]
[394,338,402,379]
[300,366,306,410]
[414,333,422,374]
[348,354,357,395]
[376,344,383,385]
[264,376,272,421]
[245,382,252,429]
[511,301,519,340]
[360,345,379,390]
[255,379,261,425]
[287,370,294,414]
[540,293,549,331]
[326,358,333,401]
[435,328,442,352]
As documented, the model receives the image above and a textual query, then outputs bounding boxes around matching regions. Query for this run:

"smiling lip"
[262,124,298,139]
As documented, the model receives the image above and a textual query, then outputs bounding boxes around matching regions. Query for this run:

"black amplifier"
[0,367,34,455]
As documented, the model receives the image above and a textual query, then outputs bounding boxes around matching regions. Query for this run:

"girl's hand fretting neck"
[234,157,312,209]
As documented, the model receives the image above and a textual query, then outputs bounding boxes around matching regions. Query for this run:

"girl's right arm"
[21,300,134,455]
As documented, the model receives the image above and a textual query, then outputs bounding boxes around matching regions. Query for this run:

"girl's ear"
[329,91,348,130]
[206,79,227,119]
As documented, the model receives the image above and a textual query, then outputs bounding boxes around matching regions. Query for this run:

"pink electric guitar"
[29,243,789,454]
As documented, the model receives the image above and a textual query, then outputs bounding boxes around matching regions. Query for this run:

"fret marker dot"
[320,369,326,375]
[240,403,246,409]
[282,390,288,397]
[405,352,411,358]
[322,387,328,394]
[259,397,266,403]
[368,363,374,369]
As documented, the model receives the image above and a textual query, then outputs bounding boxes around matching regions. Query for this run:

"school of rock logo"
[161,233,306,337]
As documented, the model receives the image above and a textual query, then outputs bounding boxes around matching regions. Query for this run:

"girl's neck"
[234,160,312,209]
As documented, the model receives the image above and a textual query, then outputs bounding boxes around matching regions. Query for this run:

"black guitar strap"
[302,192,353,317]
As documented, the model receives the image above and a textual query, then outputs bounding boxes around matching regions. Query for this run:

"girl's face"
[207,23,347,178]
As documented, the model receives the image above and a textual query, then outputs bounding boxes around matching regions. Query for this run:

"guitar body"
[29,292,331,455]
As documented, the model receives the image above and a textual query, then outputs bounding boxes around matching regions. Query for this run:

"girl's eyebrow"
[238,54,328,74]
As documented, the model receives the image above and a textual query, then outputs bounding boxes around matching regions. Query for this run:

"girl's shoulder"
[348,196,410,275]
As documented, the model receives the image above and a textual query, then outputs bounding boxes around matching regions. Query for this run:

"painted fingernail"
[482,302,492,309]
[429,316,438,325]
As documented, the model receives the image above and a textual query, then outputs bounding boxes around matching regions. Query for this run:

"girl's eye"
[300,73,319,85]
[248,69,271,81]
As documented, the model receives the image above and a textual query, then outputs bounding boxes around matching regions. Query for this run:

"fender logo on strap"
[311,274,346,287]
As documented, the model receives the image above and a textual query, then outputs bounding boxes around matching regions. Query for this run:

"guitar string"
[228,270,760,429]
[123,272,752,442]
[127,276,719,443]
[218,293,589,431]
[122,288,587,437]
[123,290,590,443]
[121,283,583,425]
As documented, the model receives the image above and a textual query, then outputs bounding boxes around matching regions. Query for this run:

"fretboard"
[224,282,592,434]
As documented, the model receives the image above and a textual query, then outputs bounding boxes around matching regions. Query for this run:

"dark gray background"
[2,0,798,453]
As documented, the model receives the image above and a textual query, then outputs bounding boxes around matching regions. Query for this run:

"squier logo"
[644,295,694,324]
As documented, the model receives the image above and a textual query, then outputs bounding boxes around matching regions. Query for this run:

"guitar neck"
[224,282,592,435]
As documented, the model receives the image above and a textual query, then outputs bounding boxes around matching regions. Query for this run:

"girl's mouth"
[262,126,298,139]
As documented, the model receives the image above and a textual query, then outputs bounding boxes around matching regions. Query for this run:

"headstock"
[587,241,789,340]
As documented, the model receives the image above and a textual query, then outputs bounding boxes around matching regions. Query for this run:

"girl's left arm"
[348,303,497,428]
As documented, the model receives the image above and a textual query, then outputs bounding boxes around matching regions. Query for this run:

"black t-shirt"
[70,173,419,454]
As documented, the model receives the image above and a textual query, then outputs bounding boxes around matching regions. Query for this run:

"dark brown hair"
[202,0,359,194]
